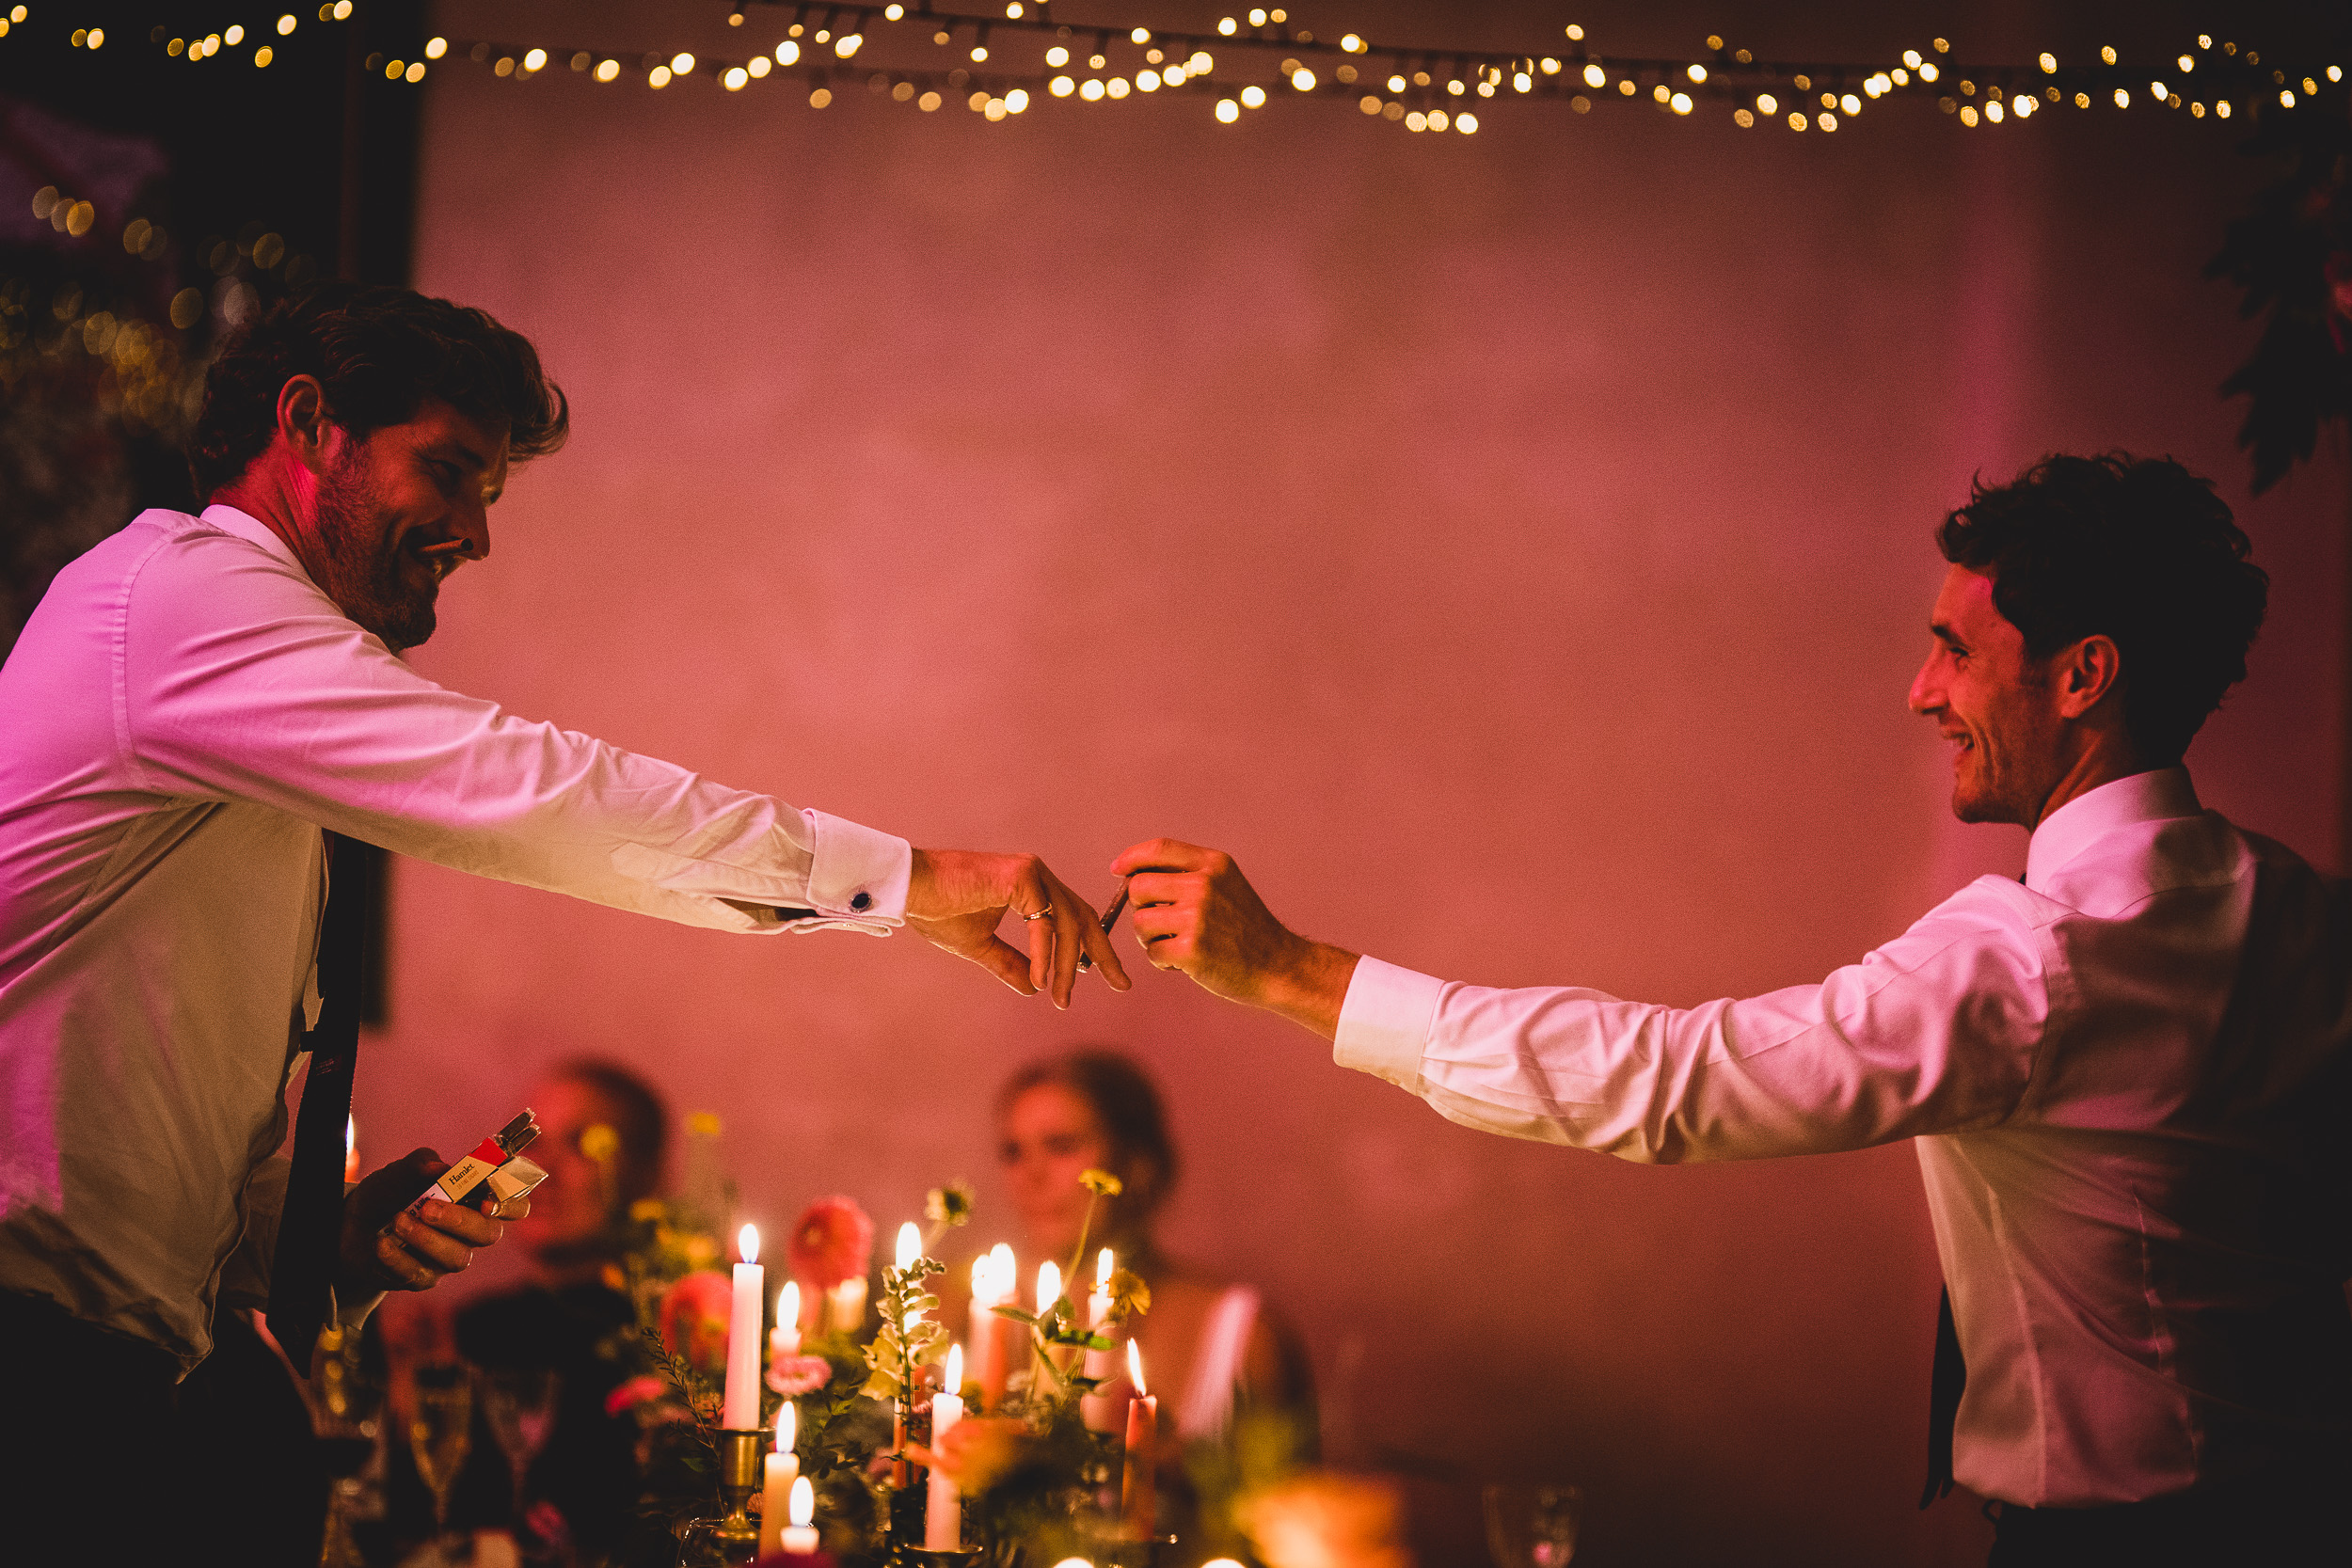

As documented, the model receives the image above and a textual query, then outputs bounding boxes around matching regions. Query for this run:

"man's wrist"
[1259,941,1359,1040]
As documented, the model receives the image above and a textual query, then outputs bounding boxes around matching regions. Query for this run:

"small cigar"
[493,1108,539,1157]
[1076,883,1129,974]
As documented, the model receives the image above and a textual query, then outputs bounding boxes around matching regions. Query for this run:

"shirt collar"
[199,502,309,579]
[2024,766,2201,893]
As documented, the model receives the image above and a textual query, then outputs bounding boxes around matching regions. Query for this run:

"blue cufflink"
[850,892,872,912]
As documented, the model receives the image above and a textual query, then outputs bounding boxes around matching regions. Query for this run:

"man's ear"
[2054,633,2125,721]
[275,375,338,475]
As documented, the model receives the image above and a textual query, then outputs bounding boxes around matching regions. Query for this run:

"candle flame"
[896,1220,920,1272]
[1096,1246,1114,1288]
[946,1341,963,1390]
[779,1280,800,1328]
[776,1398,797,1449]
[1126,1337,1147,1397]
[1037,1259,1061,1315]
[789,1472,815,1528]
[738,1223,760,1265]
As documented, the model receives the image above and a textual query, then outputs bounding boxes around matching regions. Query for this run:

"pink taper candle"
[723,1224,764,1430]
[1120,1338,1157,1540]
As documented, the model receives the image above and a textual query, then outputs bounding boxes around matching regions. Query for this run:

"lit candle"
[892,1222,923,1491]
[925,1343,965,1549]
[1036,1259,1067,1381]
[1079,1247,1124,1433]
[1120,1338,1157,1539]
[969,1245,1013,1410]
[759,1401,800,1556]
[780,1472,819,1556]
[723,1224,764,1430]
[772,1281,803,1356]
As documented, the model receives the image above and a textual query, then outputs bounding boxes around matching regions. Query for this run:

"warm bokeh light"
[1240,84,1265,107]
[596,58,620,81]
[775,40,800,65]
[671,52,695,74]
[896,1222,920,1272]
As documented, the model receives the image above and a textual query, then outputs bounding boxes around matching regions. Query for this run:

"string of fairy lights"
[6,2,2346,138]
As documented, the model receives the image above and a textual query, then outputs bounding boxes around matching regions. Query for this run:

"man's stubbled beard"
[312,448,438,650]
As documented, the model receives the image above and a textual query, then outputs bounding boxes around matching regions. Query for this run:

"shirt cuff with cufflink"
[1333,956,1447,1090]
[787,810,913,933]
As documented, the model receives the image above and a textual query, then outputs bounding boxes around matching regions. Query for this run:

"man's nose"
[1907,659,1940,717]
[454,502,491,562]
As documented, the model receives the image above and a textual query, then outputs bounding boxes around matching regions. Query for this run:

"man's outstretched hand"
[1110,839,1358,1039]
[908,848,1130,1007]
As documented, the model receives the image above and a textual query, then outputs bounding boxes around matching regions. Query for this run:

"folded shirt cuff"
[796,810,912,930]
[1333,956,1445,1090]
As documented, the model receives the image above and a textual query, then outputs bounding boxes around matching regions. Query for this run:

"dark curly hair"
[186,281,567,498]
[1936,453,2268,765]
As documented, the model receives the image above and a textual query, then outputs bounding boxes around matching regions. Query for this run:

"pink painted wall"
[374,4,2347,1562]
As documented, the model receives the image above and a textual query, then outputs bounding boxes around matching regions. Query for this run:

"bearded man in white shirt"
[0,283,1127,1558]
[1113,453,2346,1564]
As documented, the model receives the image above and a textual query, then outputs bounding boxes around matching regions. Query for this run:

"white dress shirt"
[1335,768,2352,1506]
[0,505,911,1370]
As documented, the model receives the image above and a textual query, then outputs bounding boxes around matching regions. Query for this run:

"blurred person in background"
[379,1059,670,1563]
[983,1049,1317,1552]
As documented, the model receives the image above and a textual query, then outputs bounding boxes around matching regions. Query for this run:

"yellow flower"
[579,1123,620,1164]
[629,1197,666,1222]
[1078,1168,1122,1197]
[925,1180,976,1229]
[688,1111,723,1138]
[1107,1268,1152,1322]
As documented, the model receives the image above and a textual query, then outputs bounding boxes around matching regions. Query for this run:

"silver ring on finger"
[1021,906,1054,922]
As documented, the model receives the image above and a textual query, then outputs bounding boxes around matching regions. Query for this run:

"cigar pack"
[403,1108,548,1219]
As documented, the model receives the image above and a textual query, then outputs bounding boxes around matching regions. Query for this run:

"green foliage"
[861,1257,947,1402]
[2206,103,2352,493]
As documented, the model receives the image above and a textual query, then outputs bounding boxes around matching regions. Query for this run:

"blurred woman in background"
[990,1049,1316,1550]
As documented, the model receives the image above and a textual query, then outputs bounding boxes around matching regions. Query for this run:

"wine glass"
[1483,1481,1582,1568]
[408,1362,474,1552]
[478,1366,562,1541]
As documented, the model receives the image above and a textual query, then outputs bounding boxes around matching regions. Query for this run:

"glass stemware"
[478,1366,562,1542]
[1483,1481,1582,1568]
[408,1362,474,1551]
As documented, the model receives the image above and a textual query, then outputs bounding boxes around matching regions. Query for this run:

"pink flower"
[659,1270,736,1377]
[765,1354,832,1398]
[603,1374,671,1418]
[788,1196,874,1291]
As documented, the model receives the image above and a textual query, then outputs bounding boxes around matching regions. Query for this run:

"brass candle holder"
[714,1427,768,1547]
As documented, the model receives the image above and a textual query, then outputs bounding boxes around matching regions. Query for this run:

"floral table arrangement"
[600,1165,1162,1567]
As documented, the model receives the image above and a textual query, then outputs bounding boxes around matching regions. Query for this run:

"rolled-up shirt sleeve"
[118,518,910,934]
[1334,880,2056,1163]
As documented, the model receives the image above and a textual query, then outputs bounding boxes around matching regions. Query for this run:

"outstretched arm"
[1108,837,2047,1162]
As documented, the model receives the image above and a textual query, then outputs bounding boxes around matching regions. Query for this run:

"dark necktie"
[1919,1284,1967,1507]
[265,831,370,1370]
